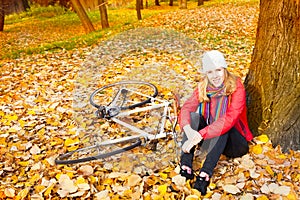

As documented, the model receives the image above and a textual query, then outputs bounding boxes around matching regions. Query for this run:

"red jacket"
[179,79,253,141]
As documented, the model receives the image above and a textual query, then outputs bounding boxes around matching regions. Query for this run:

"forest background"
[0,0,299,199]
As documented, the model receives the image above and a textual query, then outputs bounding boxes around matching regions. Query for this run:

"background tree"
[179,0,187,9]
[198,0,203,6]
[0,0,29,31]
[70,0,95,33]
[136,0,142,20]
[98,0,109,28]
[0,0,4,31]
[3,0,29,15]
[155,0,160,6]
[245,0,300,152]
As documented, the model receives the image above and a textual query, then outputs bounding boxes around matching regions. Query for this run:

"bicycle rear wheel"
[90,80,158,110]
[55,136,142,165]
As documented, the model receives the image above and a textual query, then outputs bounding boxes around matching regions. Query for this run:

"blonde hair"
[198,69,237,102]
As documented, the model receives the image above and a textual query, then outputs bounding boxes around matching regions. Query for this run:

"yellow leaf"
[67,145,78,151]
[17,188,29,199]
[257,134,269,143]
[6,114,18,121]
[287,190,298,200]
[158,185,168,196]
[64,137,79,147]
[37,128,45,135]
[159,172,168,180]
[44,183,55,196]
[277,173,283,182]
[143,193,151,200]
[89,176,97,184]
[123,189,133,197]
[265,165,274,176]
[8,128,17,133]
[209,182,217,189]
[278,154,286,159]
[19,161,29,167]
[0,137,7,146]
[256,195,269,200]
[252,144,263,154]
[18,119,25,127]
[27,110,36,115]
[75,176,87,185]
[185,195,199,200]
[34,185,46,193]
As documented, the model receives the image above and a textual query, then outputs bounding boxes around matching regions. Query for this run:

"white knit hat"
[202,50,227,73]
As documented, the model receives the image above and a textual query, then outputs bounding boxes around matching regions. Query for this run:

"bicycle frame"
[96,88,178,145]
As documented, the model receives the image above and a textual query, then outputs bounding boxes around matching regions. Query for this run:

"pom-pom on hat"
[201,50,227,73]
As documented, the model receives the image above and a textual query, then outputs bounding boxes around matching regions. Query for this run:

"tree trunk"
[136,0,142,20]
[169,0,173,6]
[98,0,109,28]
[0,0,4,31]
[70,0,95,33]
[155,0,160,6]
[4,0,29,15]
[59,0,69,8]
[198,0,203,6]
[245,0,300,152]
[180,0,187,9]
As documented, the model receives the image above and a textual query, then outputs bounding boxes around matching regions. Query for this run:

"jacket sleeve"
[178,88,200,129]
[199,79,246,139]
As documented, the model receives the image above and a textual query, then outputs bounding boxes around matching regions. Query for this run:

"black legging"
[180,114,249,177]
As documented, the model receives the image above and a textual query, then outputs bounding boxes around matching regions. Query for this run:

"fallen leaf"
[78,165,94,176]
[273,185,290,196]
[172,174,186,187]
[257,135,269,143]
[222,184,241,194]
[4,188,15,198]
[127,174,142,187]
[58,174,78,194]
[158,184,168,196]
[185,195,199,200]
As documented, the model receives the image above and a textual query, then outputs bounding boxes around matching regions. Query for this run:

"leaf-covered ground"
[0,0,299,199]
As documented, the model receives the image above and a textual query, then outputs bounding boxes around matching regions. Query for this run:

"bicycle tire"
[90,80,158,110]
[55,137,142,165]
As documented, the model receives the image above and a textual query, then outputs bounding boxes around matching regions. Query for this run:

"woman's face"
[206,67,225,87]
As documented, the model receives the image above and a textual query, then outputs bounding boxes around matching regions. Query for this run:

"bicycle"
[55,80,180,165]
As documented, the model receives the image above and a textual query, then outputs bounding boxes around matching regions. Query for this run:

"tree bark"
[136,0,142,20]
[3,0,29,15]
[180,0,187,9]
[70,0,95,33]
[98,0,109,29]
[0,0,4,31]
[198,0,204,6]
[245,0,300,152]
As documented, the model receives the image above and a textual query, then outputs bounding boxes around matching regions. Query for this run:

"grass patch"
[0,0,257,60]
[1,2,178,60]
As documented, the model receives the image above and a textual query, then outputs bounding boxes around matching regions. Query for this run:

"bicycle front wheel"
[90,80,158,110]
[55,136,142,165]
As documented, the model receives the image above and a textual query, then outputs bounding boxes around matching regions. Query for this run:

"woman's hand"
[182,125,203,153]
[183,125,200,140]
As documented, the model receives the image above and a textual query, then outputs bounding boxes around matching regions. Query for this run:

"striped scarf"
[198,84,230,124]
